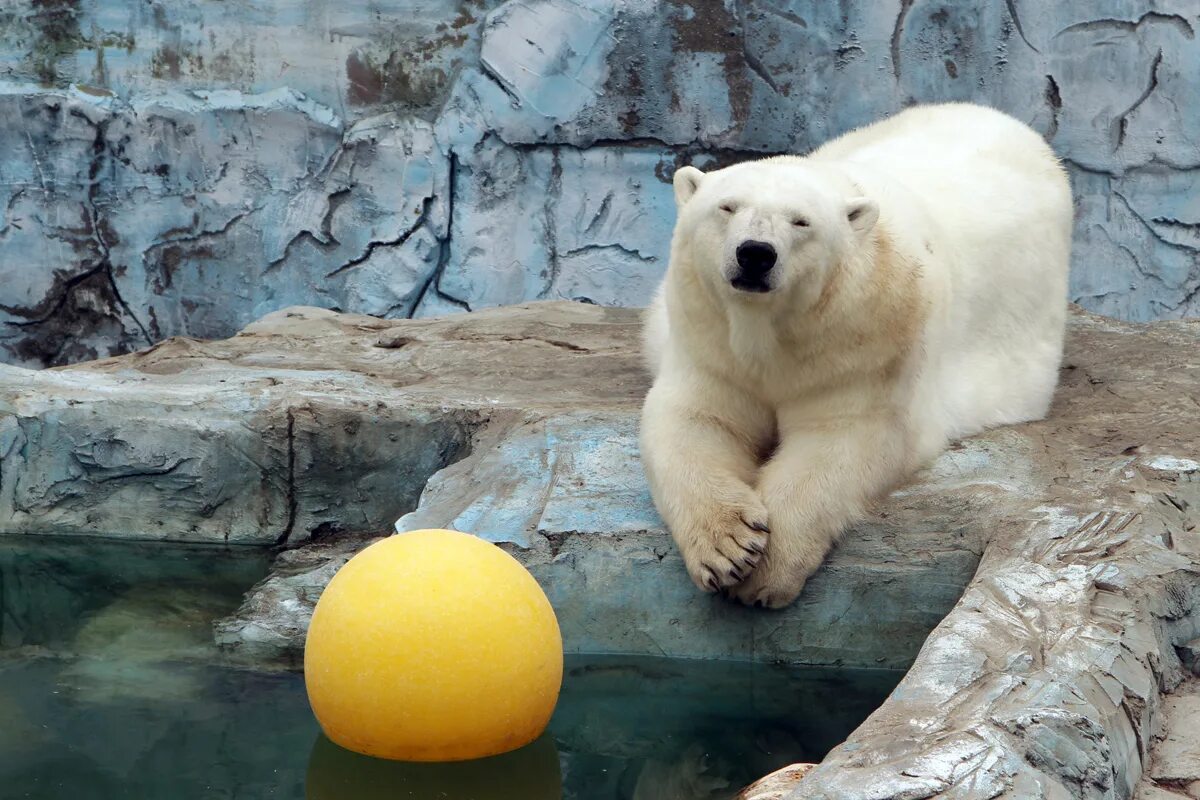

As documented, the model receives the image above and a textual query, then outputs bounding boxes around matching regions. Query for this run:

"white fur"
[640,103,1071,608]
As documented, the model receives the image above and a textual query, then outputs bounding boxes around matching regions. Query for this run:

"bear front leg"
[640,377,774,592]
[728,414,907,608]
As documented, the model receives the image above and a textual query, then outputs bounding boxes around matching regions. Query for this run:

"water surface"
[0,536,901,799]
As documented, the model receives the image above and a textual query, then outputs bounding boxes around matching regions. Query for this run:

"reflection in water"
[303,657,899,800]
[628,743,743,800]
[549,657,896,800]
[306,733,563,800]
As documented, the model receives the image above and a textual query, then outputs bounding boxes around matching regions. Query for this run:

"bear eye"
[719,202,737,214]
[791,217,810,228]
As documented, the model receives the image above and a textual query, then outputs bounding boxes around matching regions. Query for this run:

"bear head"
[670,160,879,308]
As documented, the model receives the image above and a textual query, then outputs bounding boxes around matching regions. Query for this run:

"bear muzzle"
[731,240,777,293]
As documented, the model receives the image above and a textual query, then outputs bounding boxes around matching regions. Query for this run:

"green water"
[0,536,901,799]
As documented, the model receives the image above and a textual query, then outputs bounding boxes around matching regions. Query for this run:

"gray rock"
[0,0,501,119]
[0,302,648,543]
[5,1,1200,367]
[432,139,673,311]
[1148,692,1200,788]
[1,301,986,675]
[0,85,454,368]
[442,0,1200,319]
[1180,640,1200,676]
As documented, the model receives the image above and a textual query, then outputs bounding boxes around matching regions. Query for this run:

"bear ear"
[845,197,879,235]
[673,166,705,207]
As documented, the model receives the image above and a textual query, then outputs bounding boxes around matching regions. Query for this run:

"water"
[0,536,901,799]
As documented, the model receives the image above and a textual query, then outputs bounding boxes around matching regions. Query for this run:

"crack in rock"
[276,407,298,547]
[1004,0,1040,53]
[1056,12,1196,41]
[1044,75,1062,141]
[562,242,658,262]
[1113,191,1199,257]
[325,195,437,279]
[890,0,916,79]
[539,148,563,299]
[1114,49,1163,151]
[741,39,782,94]
[76,108,154,348]
[411,153,471,316]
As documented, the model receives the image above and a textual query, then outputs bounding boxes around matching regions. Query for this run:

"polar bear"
[640,103,1071,608]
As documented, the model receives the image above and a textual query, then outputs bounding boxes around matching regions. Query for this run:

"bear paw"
[725,553,807,609]
[677,495,771,593]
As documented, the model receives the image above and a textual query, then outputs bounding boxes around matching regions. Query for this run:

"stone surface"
[0,301,651,542]
[0,85,458,367]
[1136,684,1200,798]
[4,301,1200,797]
[736,763,816,800]
[1149,692,1200,788]
[0,1,502,119]
[1181,639,1200,675]
[3,1,1200,366]
[172,301,1200,798]
[738,318,1200,799]
[1,301,986,672]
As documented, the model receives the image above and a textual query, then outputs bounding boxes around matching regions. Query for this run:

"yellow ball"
[304,529,563,762]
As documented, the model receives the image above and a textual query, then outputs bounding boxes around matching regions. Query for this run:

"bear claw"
[743,518,771,535]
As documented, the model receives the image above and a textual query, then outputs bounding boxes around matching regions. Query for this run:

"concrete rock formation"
[3,1,1200,367]
[1,300,1198,797]
[0,302,981,671]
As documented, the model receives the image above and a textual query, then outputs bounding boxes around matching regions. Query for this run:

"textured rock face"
[0,86,455,366]
[739,316,1200,800]
[3,1,1199,366]
[1,302,985,672]
[0,302,653,543]
[1137,688,1200,798]
[4,300,1199,798]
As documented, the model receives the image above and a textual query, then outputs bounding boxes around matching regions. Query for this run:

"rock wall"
[2,0,1198,366]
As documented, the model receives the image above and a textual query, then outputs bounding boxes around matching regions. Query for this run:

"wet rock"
[61,585,237,703]
[0,536,267,649]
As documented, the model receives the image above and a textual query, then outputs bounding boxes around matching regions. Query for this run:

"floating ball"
[304,529,563,762]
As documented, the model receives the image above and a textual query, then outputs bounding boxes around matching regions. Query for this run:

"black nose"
[736,240,777,276]
[733,240,776,292]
